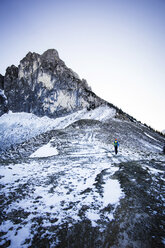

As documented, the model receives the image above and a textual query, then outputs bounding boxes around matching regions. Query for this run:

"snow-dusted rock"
[0,74,4,89]
[0,105,116,150]
[0,89,8,116]
[1,49,107,117]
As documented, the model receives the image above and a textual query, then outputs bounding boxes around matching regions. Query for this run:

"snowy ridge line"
[0,105,116,150]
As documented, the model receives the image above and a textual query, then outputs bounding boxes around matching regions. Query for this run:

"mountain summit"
[0,49,111,118]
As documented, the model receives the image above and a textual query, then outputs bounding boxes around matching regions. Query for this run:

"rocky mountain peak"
[1,49,108,118]
[20,51,40,64]
[41,49,60,63]
[5,65,18,77]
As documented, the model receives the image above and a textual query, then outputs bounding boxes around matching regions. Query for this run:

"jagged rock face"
[2,49,105,117]
[0,74,4,89]
[0,75,7,115]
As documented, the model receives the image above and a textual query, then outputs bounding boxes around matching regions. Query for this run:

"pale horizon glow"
[0,0,165,132]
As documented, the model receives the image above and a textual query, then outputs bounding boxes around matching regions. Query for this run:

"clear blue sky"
[0,0,165,132]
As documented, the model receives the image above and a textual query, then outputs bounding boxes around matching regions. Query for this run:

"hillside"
[0,49,165,247]
[0,105,165,247]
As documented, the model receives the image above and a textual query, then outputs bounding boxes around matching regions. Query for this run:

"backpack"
[114,140,118,147]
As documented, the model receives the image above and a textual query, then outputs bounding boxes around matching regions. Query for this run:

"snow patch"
[144,132,157,142]
[103,178,124,206]
[85,211,100,227]
[83,105,116,121]
[30,141,58,158]
[52,90,76,109]
[38,72,53,90]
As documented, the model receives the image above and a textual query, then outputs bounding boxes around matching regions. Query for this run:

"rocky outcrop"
[0,74,8,115]
[1,49,107,117]
[0,74,4,89]
[0,89,8,116]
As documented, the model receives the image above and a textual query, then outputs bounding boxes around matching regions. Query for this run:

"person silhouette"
[114,138,119,155]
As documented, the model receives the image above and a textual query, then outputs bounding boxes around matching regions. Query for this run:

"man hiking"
[114,138,119,155]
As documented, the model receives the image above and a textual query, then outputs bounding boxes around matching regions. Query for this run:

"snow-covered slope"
[0,105,116,150]
[0,106,165,247]
[0,103,165,247]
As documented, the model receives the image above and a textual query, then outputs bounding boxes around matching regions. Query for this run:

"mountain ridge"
[0,49,164,135]
[0,49,135,123]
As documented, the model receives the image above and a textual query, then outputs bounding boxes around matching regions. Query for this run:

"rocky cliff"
[0,49,109,118]
[0,73,7,116]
